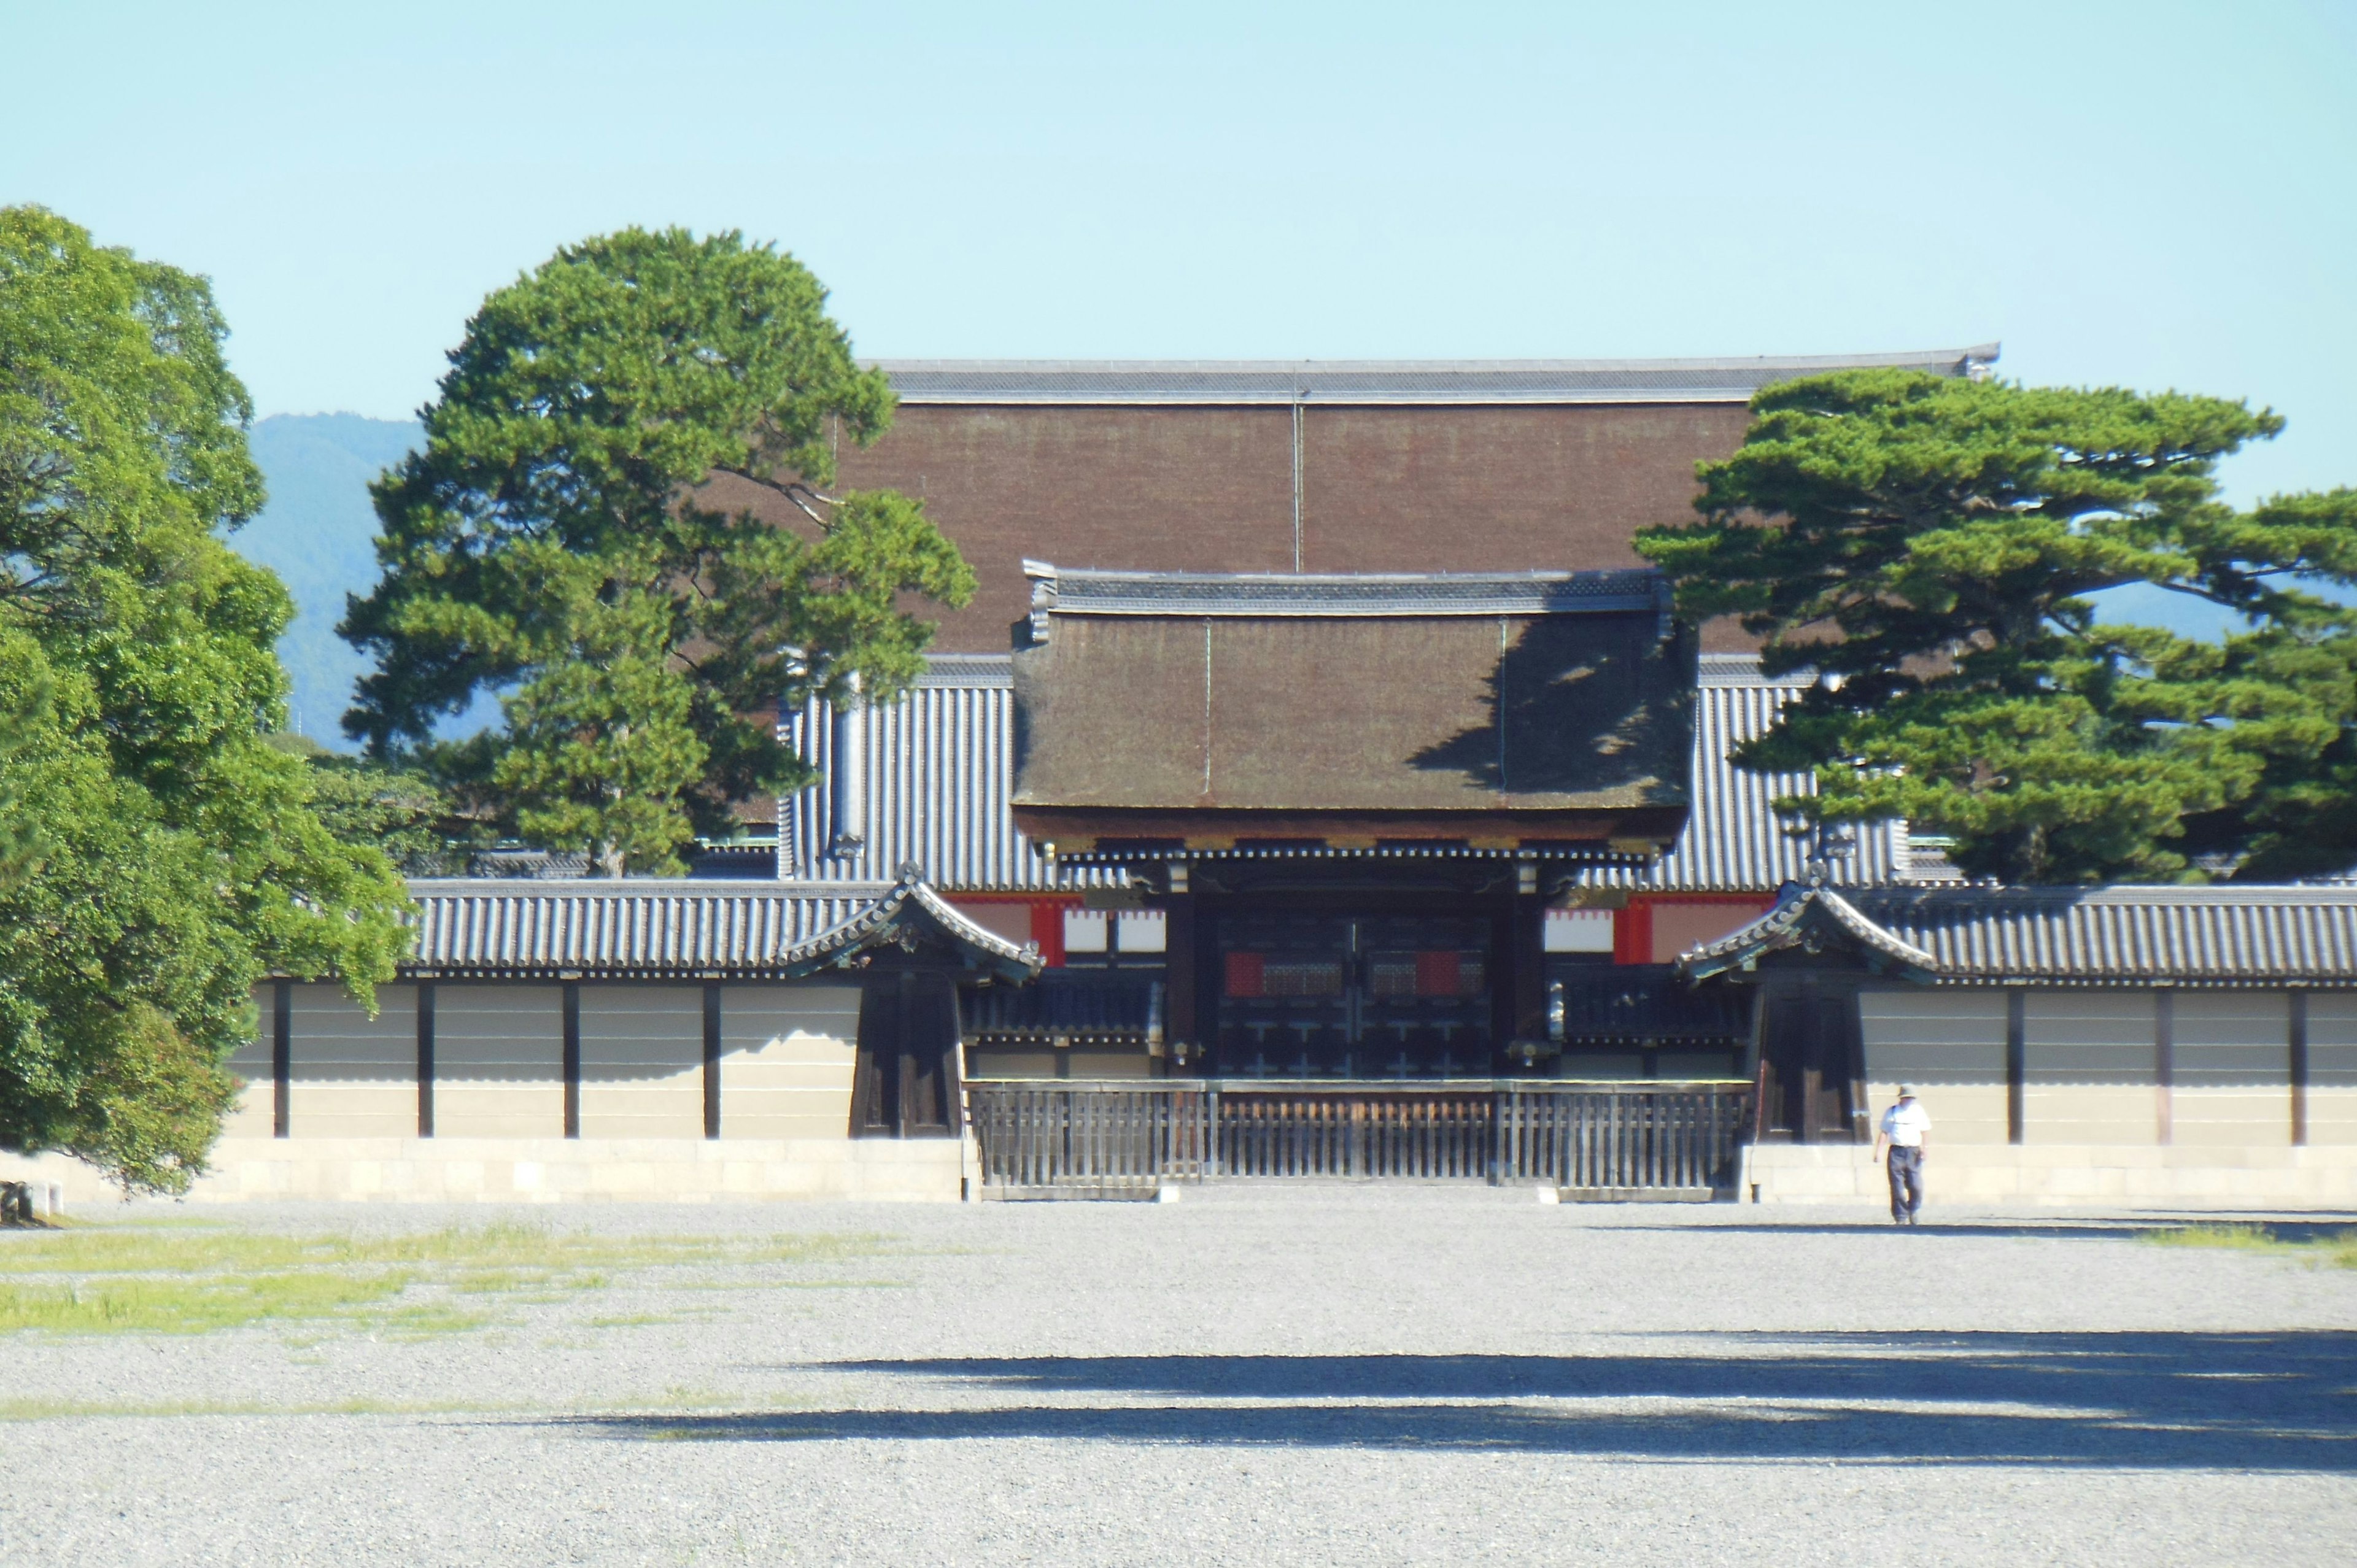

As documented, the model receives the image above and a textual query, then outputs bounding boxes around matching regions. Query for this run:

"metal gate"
[967,1081,1753,1199]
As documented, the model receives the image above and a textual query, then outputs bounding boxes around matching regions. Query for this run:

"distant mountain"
[234,414,419,750]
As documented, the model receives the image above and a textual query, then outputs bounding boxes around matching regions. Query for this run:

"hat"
[1897,1086,1915,1099]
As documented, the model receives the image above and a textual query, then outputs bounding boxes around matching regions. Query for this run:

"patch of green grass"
[2142,1223,2357,1267]
[0,1221,900,1338]
[0,1269,419,1334]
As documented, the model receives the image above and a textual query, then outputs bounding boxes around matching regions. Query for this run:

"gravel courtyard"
[3,1188,2354,1567]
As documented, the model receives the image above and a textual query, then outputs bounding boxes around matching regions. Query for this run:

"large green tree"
[0,207,409,1191]
[1636,370,2357,884]
[343,228,974,876]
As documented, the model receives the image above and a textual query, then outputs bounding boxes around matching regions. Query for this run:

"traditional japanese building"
[8,348,2351,1211]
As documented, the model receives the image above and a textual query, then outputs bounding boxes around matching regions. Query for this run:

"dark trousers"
[1887,1145,1925,1220]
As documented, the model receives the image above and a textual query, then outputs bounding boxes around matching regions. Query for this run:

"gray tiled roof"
[406,880,886,976]
[1025,563,1669,621]
[1576,665,1912,891]
[872,348,2000,406]
[780,671,1123,892]
[401,874,1038,979]
[1682,882,2357,987]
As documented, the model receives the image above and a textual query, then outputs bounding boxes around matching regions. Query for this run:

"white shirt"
[1880,1100,1932,1148]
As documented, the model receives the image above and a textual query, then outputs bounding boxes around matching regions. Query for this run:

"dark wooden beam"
[272,979,292,1140]
[562,981,581,1139]
[2154,988,2174,1147]
[702,982,722,1140]
[2291,989,2309,1148]
[416,981,435,1139]
[2005,989,2026,1146]
[1163,887,1198,1060]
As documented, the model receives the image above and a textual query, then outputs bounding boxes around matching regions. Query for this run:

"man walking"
[1871,1086,1931,1225]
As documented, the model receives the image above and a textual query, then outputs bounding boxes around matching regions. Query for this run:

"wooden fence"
[1496,1083,1752,1197]
[1214,1084,1495,1179]
[967,1080,1753,1197]
[966,1081,1212,1199]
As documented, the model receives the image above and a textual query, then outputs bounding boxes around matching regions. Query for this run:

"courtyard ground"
[1,1186,2353,1566]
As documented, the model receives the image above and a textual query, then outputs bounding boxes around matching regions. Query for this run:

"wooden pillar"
[702,981,722,1140]
[1163,875,1198,1062]
[1489,896,1519,1068]
[2005,989,2026,1146]
[2290,989,2309,1148]
[2154,987,2175,1146]
[416,980,436,1138]
[1511,886,1546,1051]
[1796,979,1825,1144]
[562,981,581,1139]
[271,978,292,1139]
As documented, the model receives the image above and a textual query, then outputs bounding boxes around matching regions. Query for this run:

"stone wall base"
[0,1135,970,1207]
[1740,1142,2357,1208]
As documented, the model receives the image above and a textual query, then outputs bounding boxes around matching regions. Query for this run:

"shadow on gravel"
[1614,1219,2357,1242]
[562,1332,2357,1470]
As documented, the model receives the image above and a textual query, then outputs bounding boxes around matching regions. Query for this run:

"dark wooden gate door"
[853,970,961,1138]
[1756,980,1864,1143]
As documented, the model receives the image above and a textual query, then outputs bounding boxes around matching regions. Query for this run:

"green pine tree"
[1636,370,2357,884]
[342,228,973,876]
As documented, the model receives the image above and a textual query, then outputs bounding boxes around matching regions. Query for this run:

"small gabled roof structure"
[1010,565,1697,856]
[1679,881,2357,990]
[1679,880,1941,983]
[776,874,1042,983]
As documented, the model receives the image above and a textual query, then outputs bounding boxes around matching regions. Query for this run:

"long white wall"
[114,979,900,1202]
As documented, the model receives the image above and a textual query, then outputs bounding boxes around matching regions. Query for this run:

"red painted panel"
[1612,903,1654,966]
[1029,901,1066,968]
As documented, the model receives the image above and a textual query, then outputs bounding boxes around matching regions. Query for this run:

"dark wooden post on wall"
[416,980,436,1138]
[561,980,581,1139]
[702,982,722,1140]
[851,970,961,1138]
[2290,989,2310,1147]
[2005,989,2026,1146]
[271,978,292,1139]
[1163,865,1198,1062]
[2154,988,2175,1146]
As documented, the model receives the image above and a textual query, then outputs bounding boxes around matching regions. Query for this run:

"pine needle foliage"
[1636,371,2357,883]
[341,228,974,876]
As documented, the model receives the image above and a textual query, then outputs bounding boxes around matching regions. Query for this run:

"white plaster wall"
[433,984,564,1138]
[287,983,417,1140]
[2172,992,2290,1148]
[2023,991,2158,1145]
[2310,992,2357,1146]
[1860,988,2008,1146]
[576,984,703,1140]
[716,983,860,1139]
[0,1137,964,1207]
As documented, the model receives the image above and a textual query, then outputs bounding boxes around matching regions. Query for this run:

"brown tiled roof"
[1010,568,1694,828]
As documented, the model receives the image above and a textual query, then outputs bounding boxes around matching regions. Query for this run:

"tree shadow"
[557,1332,2357,1470]
[1406,617,1695,800]
[1610,1218,2357,1242]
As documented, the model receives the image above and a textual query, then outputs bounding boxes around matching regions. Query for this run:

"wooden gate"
[1496,1083,1752,1198]
[969,1080,1754,1198]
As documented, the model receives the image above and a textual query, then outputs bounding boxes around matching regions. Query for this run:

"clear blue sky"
[9,1,2354,512]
